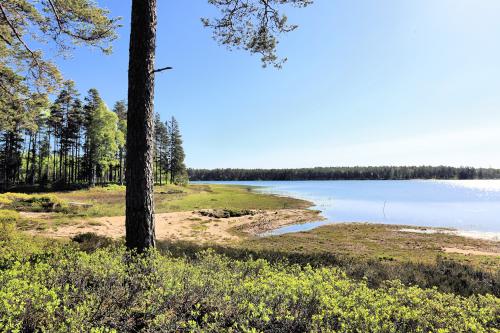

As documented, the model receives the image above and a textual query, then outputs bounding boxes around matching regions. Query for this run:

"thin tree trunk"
[37,131,43,184]
[76,136,80,183]
[119,148,124,185]
[125,0,157,251]
[30,131,37,185]
[159,161,162,186]
[25,133,32,183]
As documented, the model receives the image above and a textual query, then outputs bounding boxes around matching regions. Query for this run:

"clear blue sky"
[55,0,500,169]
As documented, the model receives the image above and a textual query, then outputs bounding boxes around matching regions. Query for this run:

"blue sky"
[54,0,500,168]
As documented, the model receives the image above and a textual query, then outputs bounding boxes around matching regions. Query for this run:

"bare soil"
[28,209,323,244]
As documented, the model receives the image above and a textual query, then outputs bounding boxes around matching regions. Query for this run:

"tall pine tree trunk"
[125,0,157,251]
[25,133,32,184]
[30,131,37,185]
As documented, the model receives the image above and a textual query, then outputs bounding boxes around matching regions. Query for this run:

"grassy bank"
[242,223,500,271]
[54,184,310,217]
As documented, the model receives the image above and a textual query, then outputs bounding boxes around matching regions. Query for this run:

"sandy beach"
[26,209,323,244]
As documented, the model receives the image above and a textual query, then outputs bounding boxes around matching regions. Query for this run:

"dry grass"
[241,223,500,271]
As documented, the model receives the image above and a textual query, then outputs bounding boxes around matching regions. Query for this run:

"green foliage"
[0,196,13,207]
[0,242,498,332]
[71,232,114,253]
[0,0,119,94]
[160,240,500,298]
[203,0,312,68]
[101,184,126,192]
[199,208,256,218]
[168,117,187,185]
[155,184,311,213]
[0,210,19,241]
[0,192,69,212]
[88,101,120,168]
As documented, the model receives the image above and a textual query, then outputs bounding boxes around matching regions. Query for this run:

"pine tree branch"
[0,3,39,64]
[152,66,173,74]
[47,0,116,43]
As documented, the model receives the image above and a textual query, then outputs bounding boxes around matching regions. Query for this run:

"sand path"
[28,209,322,244]
[443,247,499,257]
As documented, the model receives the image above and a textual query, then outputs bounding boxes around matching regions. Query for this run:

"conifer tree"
[168,117,187,185]
[113,101,127,185]
[125,0,310,251]
[83,89,101,186]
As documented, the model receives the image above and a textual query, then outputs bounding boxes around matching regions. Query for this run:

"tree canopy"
[203,0,313,68]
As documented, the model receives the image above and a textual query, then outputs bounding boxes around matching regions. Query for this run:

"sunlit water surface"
[194,180,500,238]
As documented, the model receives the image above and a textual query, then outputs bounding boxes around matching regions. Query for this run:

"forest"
[188,166,500,181]
[0,81,187,191]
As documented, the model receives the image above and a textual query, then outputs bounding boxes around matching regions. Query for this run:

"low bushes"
[0,240,498,332]
[71,232,114,252]
[0,192,69,213]
[0,210,19,241]
[158,240,500,297]
[199,208,256,218]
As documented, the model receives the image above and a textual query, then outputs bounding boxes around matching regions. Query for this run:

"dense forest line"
[188,166,500,181]
[0,81,187,191]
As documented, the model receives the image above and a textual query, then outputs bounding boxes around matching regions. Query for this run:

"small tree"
[168,117,187,185]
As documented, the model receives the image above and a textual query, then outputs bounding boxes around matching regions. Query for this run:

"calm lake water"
[196,180,500,237]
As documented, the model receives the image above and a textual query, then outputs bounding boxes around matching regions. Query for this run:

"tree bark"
[125,0,157,252]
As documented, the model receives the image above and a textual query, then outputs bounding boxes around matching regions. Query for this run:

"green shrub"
[0,196,12,208]
[71,232,114,252]
[100,184,126,191]
[0,245,498,332]
[158,240,500,298]
[0,192,70,213]
[0,210,19,241]
[199,209,256,218]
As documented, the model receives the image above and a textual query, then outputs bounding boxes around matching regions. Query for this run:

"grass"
[240,223,500,271]
[53,184,310,218]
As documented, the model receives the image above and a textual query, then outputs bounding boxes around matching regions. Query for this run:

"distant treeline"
[188,166,500,181]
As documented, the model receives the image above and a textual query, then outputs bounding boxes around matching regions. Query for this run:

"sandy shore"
[22,211,499,257]
[399,227,500,242]
[27,209,323,244]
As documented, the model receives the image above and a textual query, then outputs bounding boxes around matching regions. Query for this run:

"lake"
[196,180,500,238]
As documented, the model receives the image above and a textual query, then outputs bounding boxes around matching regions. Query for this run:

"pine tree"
[126,0,310,251]
[89,101,119,184]
[68,98,84,184]
[113,100,127,185]
[154,113,169,185]
[83,89,101,186]
[168,117,187,185]
[126,0,158,251]
[159,120,170,185]
[50,81,79,184]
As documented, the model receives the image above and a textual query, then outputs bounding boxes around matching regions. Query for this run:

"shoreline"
[214,182,500,243]
[399,227,500,242]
